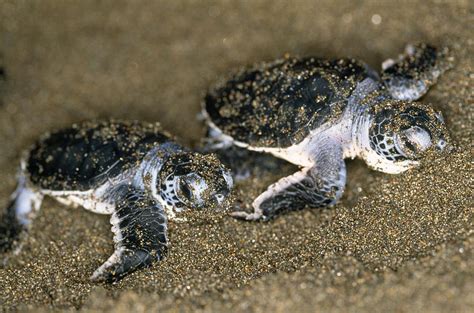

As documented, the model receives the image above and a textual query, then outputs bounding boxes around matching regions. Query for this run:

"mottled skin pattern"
[203,43,451,221]
[0,121,233,282]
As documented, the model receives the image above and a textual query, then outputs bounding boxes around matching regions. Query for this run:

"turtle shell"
[205,57,376,148]
[27,120,173,191]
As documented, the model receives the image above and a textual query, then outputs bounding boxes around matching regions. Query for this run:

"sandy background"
[0,0,472,312]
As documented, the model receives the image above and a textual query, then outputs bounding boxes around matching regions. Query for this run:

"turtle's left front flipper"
[381,43,453,101]
[91,186,168,283]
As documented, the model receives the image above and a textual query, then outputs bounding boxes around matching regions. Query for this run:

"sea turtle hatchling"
[202,43,452,221]
[0,120,233,282]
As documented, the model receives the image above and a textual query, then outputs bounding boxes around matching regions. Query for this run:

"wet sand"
[0,1,472,312]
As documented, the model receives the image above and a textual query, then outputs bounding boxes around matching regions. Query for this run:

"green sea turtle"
[0,120,233,282]
[202,43,452,221]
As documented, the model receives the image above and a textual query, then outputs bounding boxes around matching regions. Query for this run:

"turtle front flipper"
[381,43,452,101]
[91,186,168,283]
[232,143,346,221]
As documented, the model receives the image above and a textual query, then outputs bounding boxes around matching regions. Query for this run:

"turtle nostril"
[437,139,454,153]
[437,139,446,150]
[215,194,225,204]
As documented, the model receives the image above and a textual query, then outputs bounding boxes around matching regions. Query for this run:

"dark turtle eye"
[397,126,432,158]
[179,180,193,201]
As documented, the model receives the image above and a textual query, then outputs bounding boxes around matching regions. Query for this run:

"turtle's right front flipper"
[91,186,168,283]
[381,43,453,101]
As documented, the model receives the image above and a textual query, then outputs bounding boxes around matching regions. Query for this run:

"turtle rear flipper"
[0,200,24,253]
[381,43,453,101]
[1,177,43,254]
[91,186,168,282]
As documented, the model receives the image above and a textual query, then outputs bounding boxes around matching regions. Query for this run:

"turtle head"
[159,153,233,211]
[359,100,450,174]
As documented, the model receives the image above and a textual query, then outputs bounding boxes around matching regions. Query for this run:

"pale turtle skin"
[0,120,233,282]
[203,43,452,221]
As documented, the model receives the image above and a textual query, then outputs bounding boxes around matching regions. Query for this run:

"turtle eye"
[179,174,209,208]
[179,180,193,201]
[397,126,432,157]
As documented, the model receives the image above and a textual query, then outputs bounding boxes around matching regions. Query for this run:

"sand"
[0,0,472,312]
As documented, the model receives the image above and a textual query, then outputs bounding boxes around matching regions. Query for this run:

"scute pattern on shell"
[27,120,173,191]
[205,56,375,148]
